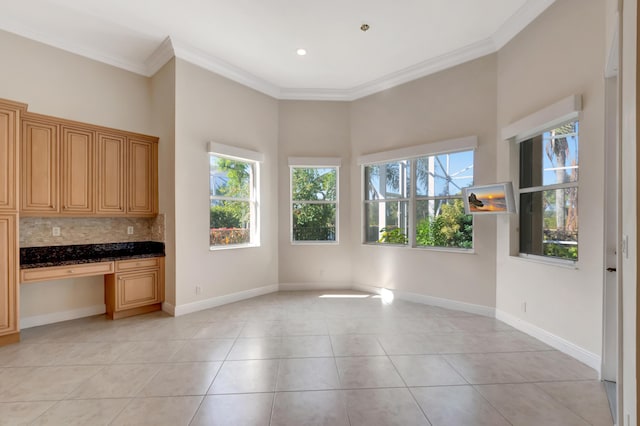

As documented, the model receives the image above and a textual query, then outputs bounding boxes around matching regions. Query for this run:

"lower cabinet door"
[0,214,18,337]
[116,269,159,311]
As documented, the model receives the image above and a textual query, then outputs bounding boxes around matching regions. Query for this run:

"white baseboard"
[495,309,601,374]
[279,282,352,291]
[352,283,496,318]
[20,304,106,329]
[172,284,279,316]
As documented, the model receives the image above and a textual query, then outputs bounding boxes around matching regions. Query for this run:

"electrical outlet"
[195,286,202,295]
[127,226,134,235]
[52,227,61,237]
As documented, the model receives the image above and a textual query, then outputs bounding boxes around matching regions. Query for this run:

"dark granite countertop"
[20,241,165,269]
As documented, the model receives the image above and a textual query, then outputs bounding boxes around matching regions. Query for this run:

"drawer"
[116,257,161,272]
[21,261,114,283]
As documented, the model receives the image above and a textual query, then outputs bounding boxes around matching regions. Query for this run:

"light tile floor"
[0,291,613,425]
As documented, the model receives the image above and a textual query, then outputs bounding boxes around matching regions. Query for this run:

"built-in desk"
[20,242,165,319]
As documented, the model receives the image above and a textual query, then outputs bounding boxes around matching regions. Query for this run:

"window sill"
[210,243,260,251]
[513,253,578,269]
[362,242,475,254]
[291,241,339,246]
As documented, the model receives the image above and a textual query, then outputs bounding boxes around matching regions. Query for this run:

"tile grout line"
[377,335,433,425]
[327,327,353,426]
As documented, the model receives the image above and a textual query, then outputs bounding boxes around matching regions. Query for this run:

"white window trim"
[289,158,341,245]
[501,95,582,142]
[506,104,581,263]
[360,142,476,252]
[208,141,265,163]
[357,136,477,165]
[209,144,262,250]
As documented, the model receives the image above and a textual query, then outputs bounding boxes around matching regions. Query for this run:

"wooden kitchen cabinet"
[105,257,164,319]
[20,110,158,217]
[61,126,94,214]
[127,137,158,216]
[21,115,59,214]
[0,214,19,344]
[0,100,25,211]
[96,132,126,215]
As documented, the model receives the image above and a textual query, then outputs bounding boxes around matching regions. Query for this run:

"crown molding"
[0,0,555,100]
[492,0,557,50]
[279,38,496,101]
[144,36,175,76]
[170,38,281,98]
[0,19,149,75]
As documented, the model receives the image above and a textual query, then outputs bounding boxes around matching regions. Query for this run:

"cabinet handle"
[67,270,73,273]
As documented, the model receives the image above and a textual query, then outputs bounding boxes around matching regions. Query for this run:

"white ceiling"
[0,0,555,100]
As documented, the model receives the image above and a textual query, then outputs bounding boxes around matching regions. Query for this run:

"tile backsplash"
[20,214,166,247]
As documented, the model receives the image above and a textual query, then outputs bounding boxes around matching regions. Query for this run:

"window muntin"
[291,167,338,243]
[209,155,258,248]
[519,121,579,261]
[363,150,473,249]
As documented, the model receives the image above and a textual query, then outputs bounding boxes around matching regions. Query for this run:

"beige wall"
[349,55,499,307]
[495,0,606,355]
[0,31,152,133]
[173,59,279,306]
[151,59,177,305]
[278,101,352,285]
[0,30,156,320]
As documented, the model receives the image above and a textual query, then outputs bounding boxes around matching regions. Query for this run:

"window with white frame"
[519,121,579,260]
[361,137,476,249]
[209,142,262,249]
[289,158,340,243]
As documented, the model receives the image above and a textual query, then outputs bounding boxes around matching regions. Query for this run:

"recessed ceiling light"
[296,48,307,56]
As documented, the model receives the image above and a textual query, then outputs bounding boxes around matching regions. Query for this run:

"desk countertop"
[20,241,165,269]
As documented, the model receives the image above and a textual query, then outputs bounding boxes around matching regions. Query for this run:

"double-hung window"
[519,121,579,260]
[289,157,340,243]
[364,160,411,244]
[208,142,262,249]
[361,137,476,249]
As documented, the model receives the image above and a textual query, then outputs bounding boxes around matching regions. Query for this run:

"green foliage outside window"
[210,156,253,246]
[378,226,408,244]
[416,199,473,249]
[292,167,337,242]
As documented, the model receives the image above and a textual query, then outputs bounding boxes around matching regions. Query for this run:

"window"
[209,143,261,249]
[364,160,410,245]
[519,121,579,261]
[289,158,340,243]
[415,151,474,249]
[361,138,475,250]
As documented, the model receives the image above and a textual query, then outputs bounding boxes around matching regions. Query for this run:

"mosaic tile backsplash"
[20,214,166,247]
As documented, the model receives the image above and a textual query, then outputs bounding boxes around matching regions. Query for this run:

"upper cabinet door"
[21,117,59,214]
[0,104,21,211]
[61,126,94,214]
[128,137,157,216]
[96,133,126,215]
